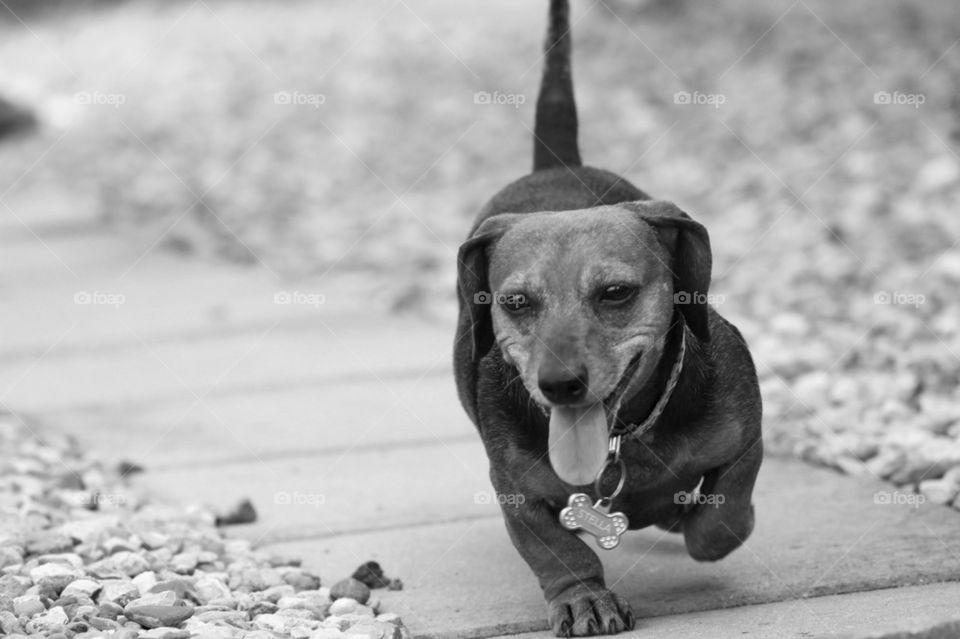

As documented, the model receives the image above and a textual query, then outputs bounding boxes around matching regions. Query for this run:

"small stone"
[29,563,79,594]
[942,466,960,488]
[24,605,68,633]
[140,532,173,550]
[284,569,321,591]
[323,615,348,630]
[375,613,400,623]
[52,594,85,619]
[229,563,284,592]
[182,619,235,638]
[254,613,288,632]
[330,579,370,605]
[206,596,237,609]
[88,615,120,631]
[343,622,383,639]
[865,448,906,480]
[124,604,195,629]
[132,570,158,594]
[140,628,191,639]
[98,601,125,619]
[0,594,11,613]
[61,579,101,599]
[262,584,296,603]
[194,576,231,604]
[215,498,258,526]
[386,579,403,591]
[102,537,139,554]
[0,610,18,634]
[0,547,23,570]
[278,596,309,609]
[248,601,279,616]
[73,603,98,618]
[279,607,322,621]
[833,455,870,477]
[0,575,31,597]
[37,552,83,569]
[344,607,375,620]
[170,553,198,574]
[25,532,75,556]
[98,580,140,606]
[125,590,177,609]
[299,589,332,605]
[149,579,192,599]
[195,609,247,624]
[919,477,960,505]
[119,554,151,578]
[329,597,359,616]
[88,552,149,579]
[351,562,390,590]
[13,594,45,617]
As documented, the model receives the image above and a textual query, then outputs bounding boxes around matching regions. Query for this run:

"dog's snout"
[538,365,589,404]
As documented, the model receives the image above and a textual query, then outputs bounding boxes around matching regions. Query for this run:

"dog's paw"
[547,583,635,637]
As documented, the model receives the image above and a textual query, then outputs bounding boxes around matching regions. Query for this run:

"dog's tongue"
[548,403,609,486]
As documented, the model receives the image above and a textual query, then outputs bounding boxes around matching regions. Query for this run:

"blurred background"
[2,0,960,507]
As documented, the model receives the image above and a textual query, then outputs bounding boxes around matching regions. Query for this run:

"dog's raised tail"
[533,0,581,171]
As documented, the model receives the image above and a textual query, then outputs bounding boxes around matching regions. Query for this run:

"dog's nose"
[538,366,589,404]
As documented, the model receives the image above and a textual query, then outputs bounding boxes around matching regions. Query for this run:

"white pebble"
[329,597,359,616]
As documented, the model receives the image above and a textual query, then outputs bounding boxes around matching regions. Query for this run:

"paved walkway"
[4,222,960,639]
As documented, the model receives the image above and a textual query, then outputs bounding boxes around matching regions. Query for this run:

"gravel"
[0,414,409,639]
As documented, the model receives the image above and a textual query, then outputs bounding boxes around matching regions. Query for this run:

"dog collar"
[610,321,687,440]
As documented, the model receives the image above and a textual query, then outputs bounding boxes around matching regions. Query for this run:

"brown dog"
[453,1,763,636]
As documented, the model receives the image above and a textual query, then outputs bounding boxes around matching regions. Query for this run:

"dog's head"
[457,200,711,485]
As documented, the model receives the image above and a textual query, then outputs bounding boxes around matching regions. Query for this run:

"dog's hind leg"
[682,438,763,561]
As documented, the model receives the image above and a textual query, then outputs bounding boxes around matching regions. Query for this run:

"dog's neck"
[612,316,689,435]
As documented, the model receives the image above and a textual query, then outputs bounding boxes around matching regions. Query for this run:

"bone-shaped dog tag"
[559,493,629,550]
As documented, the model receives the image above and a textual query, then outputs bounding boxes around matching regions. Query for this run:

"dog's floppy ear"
[457,214,523,361]
[623,200,713,341]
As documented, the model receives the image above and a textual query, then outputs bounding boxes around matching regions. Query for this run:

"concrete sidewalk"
[4,227,960,638]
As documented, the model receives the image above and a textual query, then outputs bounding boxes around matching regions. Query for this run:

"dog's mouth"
[546,350,645,486]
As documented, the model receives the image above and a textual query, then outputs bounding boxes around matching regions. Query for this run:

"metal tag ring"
[594,457,627,502]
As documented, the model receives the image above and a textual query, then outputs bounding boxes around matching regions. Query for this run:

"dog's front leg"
[499,497,635,637]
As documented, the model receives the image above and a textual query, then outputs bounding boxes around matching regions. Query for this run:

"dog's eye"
[599,285,637,305]
[499,293,531,314]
